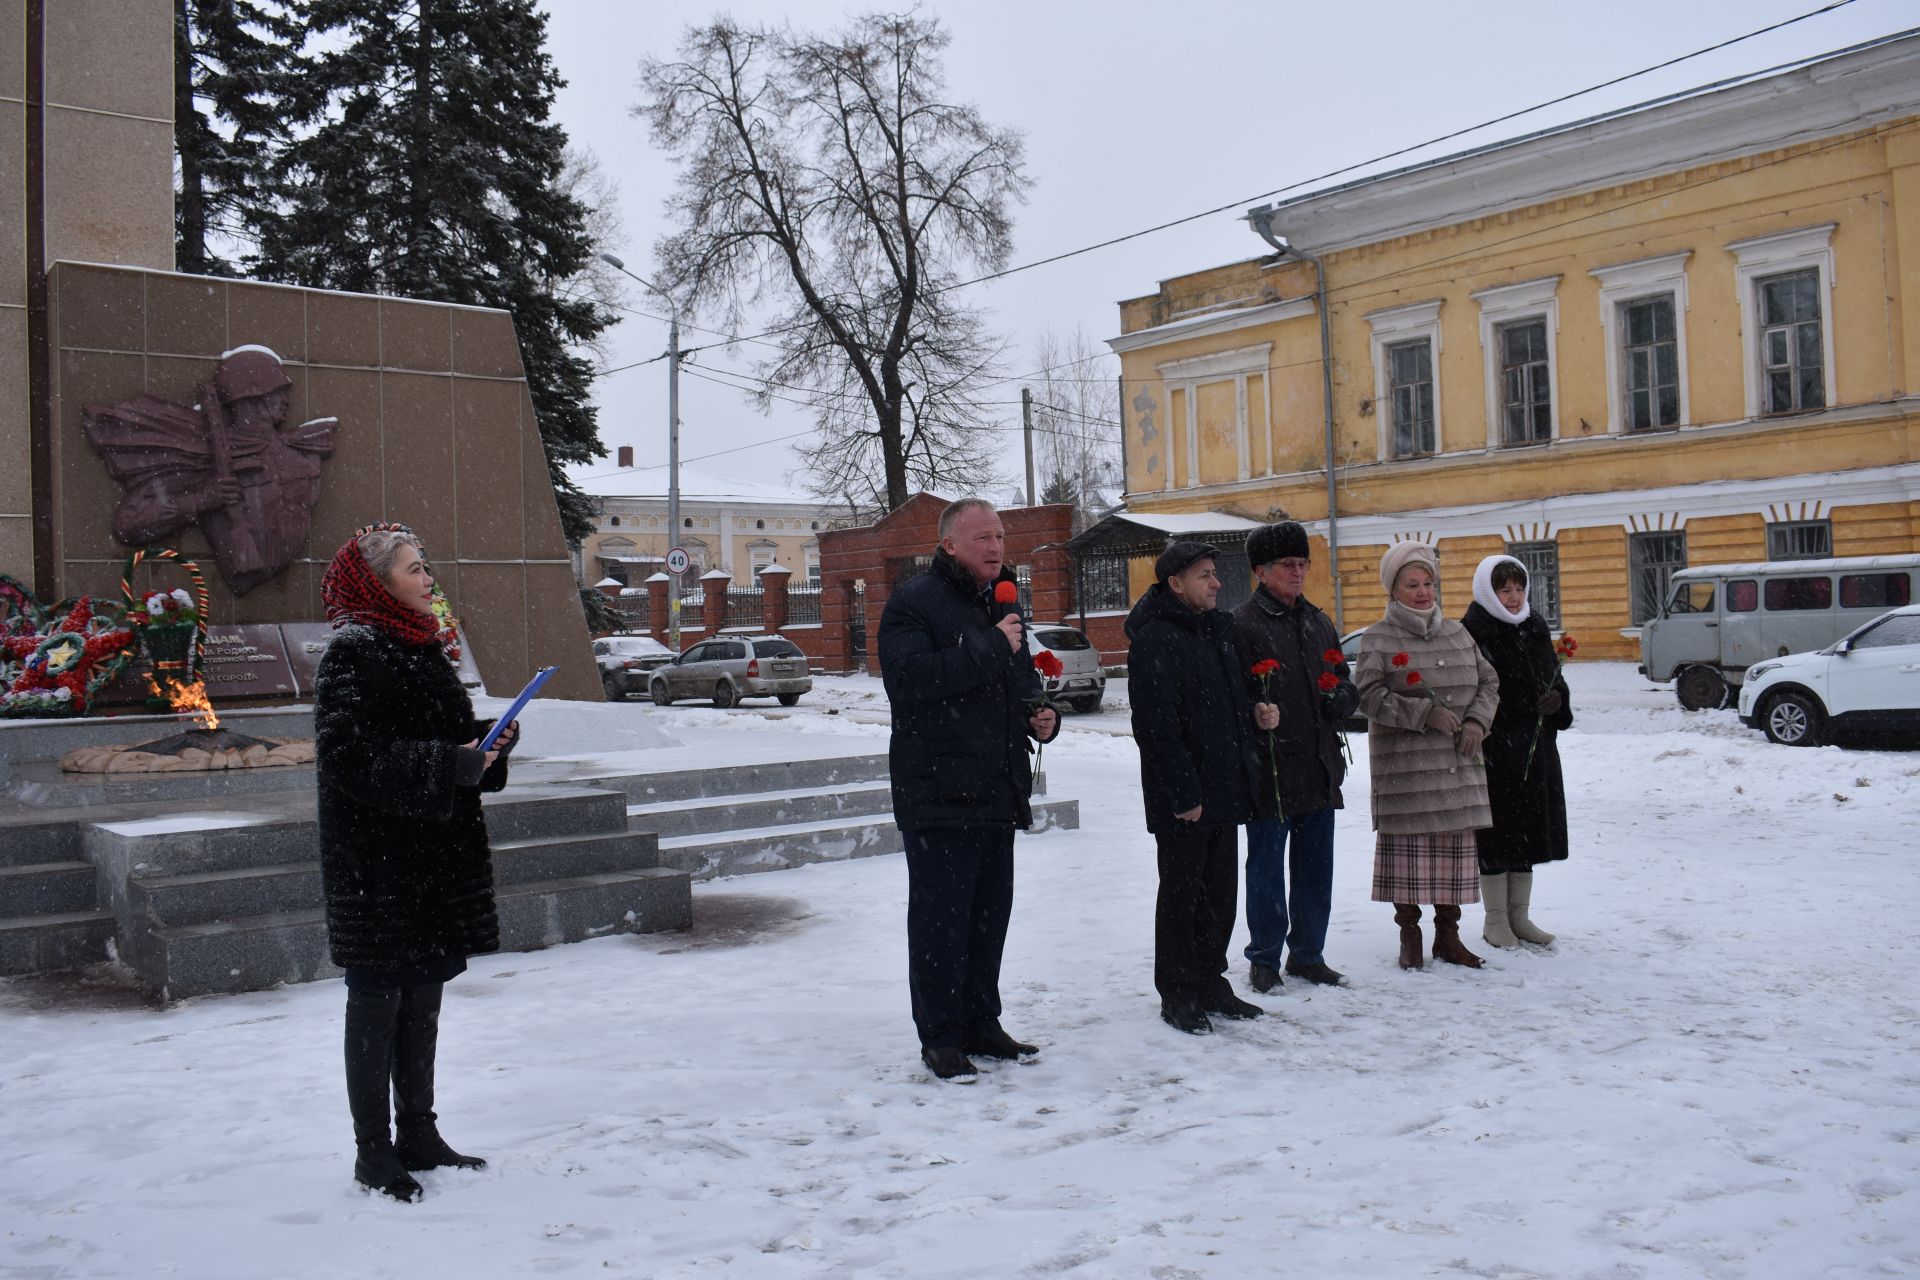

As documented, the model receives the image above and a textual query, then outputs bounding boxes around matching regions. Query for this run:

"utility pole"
[1022,387,1036,507]
[598,253,684,652]
[666,314,681,652]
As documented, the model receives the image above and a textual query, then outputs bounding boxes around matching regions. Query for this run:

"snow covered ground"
[3,665,1917,1279]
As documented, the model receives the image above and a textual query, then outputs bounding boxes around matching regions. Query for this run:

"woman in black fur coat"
[315,523,518,1203]
[1461,554,1572,951]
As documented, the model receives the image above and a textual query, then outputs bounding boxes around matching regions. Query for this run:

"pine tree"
[174,0,295,276]
[255,0,611,544]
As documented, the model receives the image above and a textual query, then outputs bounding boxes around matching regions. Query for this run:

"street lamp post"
[600,253,683,652]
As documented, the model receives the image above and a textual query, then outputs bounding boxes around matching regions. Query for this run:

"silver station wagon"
[649,635,813,708]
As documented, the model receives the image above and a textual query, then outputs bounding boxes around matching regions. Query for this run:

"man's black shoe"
[1159,999,1212,1035]
[963,1023,1039,1060]
[1202,991,1265,1020]
[1249,963,1282,993]
[1285,958,1347,987]
[921,1046,979,1080]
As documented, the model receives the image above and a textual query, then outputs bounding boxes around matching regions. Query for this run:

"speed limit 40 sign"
[665,546,691,575]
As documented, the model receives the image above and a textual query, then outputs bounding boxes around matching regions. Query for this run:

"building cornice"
[1255,32,1920,257]
[1108,296,1314,354]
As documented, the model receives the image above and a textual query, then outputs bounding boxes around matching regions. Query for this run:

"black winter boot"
[921,1046,979,1080]
[345,987,422,1202]
[391,982,487,1172]
[962,1021,1039,1060]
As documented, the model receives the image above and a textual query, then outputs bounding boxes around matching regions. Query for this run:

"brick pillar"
[646,573,669,637]
[761,564,791,633]
[702,569,731,632]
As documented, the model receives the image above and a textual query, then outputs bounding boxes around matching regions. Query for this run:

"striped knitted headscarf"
[321,522,445,651]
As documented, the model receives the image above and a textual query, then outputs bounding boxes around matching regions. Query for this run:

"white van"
[1638,554,1919,710]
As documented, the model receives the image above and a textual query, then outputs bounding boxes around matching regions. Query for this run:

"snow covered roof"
[759,562,792,575]
[1671,553,1920,580]
[1116,512,1265,535]
[572,463,822,507]
[592,577,623,588]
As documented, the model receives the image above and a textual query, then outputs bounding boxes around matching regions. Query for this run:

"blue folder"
[480,666,556,751]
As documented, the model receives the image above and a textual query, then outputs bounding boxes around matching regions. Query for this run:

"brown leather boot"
[1431,904,1484,968]
[1393,903,1423,969]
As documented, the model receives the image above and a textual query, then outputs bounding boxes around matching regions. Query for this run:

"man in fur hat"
[1230,521,1357,992]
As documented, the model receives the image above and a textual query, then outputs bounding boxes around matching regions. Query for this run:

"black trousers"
[1154,824,1239,1002]
[904,826,1015,1050]
[344,979,446,1143]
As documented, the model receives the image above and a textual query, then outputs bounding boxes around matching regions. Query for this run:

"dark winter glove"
[1320,684,1358,723]
[453,746,489,788]
[1535,688,1563,717]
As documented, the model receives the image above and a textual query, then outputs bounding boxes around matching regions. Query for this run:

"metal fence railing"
[785,585,822,624]
[726,588,764,630]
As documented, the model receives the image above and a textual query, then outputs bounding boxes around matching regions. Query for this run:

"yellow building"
[573,455,840,590]
[1108,33,1920,658]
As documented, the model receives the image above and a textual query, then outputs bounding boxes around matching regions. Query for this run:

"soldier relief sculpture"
[83,347,337,594]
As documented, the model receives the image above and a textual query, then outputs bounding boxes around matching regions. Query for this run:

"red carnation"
[1323,648,1344,665]
[1250,658,1280,677]
[1406,671,1423,686]
[1317,672,1339,692]
[1033,651,1064,678]
[1391,652,1410,667]
[1558,634,1579,655]
[993,581,1020,604]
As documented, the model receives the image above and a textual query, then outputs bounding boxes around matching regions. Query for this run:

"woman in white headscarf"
[1460,554,1572,949]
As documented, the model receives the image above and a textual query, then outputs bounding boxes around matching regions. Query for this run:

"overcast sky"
[537,0,1915,498]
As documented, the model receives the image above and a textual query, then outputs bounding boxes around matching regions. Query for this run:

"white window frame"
[747,539,779,576]
[1590,251,1691,434]
[1471,276,1561,448]
[1155,343,1273,487]
[1365,299,1443,462]
[1726,223,1837,421]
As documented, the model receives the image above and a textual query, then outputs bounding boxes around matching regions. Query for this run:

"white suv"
[1737,605,1920,746]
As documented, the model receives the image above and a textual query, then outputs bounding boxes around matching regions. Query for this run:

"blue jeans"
[1243,808,1336,969]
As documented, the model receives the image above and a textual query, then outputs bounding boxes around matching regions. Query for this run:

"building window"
[1757,269,1825,415]
[608,515,621,527]
[1728,223,1836,420]
[1387,340,1436,457]
[1473,276,1559,448]
[1498,321,1552,445]
[1365,299,1443,462]
[1629,531,1687,625]
[1507,540,1561,626]
[683,517,692,528]
[1156,343,1274,488]
[1622,298,1680,431]
[1767,519,1831,561]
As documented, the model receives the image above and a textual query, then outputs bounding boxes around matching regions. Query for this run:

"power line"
[660,2,1867,367]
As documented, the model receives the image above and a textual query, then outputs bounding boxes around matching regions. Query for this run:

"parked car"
[1640,554,1918,711]
[593,635,676,701]
[1030,623,1106,712]
[1736,604,1920,746]
[649,635,813,708]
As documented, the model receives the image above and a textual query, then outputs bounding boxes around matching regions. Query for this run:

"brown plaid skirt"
[1371,832,1481,904]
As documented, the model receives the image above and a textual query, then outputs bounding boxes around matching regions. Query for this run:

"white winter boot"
[1507,871,1555,945]
[1480,873,1518,948]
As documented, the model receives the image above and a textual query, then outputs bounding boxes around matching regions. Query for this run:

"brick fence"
[591,495,1077,674]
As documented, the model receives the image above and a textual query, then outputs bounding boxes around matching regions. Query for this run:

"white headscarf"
[1472,554,1531,625]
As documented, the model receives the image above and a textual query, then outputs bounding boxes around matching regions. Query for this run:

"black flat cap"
[1155,540,1219,583]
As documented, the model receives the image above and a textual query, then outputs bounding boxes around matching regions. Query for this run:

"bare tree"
[1027,328,1123,530]
[638,12,1029,511]
[553,144,629,367]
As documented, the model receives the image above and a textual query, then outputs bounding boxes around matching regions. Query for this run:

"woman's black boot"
[345,987,423,1202]
[392,982,487,1172]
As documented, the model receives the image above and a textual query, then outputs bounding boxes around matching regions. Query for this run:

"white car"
[1737,604,1920,746]
[593,635,677,701]
[1030,623,1106,713]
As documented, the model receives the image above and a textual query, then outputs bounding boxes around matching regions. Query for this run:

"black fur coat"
[315,623,507,971]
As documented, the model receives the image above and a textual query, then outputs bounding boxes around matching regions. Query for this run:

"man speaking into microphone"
[878,498,1061,1082]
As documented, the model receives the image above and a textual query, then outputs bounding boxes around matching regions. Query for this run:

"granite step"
[0,861,100,917]
[0,908,117,977]
[0,820,82,868]
[655,797,1081,881]
[566,753,892,808]
[626,780,895,839]
[144,867,692,999]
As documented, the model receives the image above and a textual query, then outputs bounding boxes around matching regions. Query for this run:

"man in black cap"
[1125,540,1278,1034]
[1231,520,1357,992]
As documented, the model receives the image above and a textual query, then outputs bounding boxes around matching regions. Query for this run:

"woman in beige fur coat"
[1352,542,1500,970]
